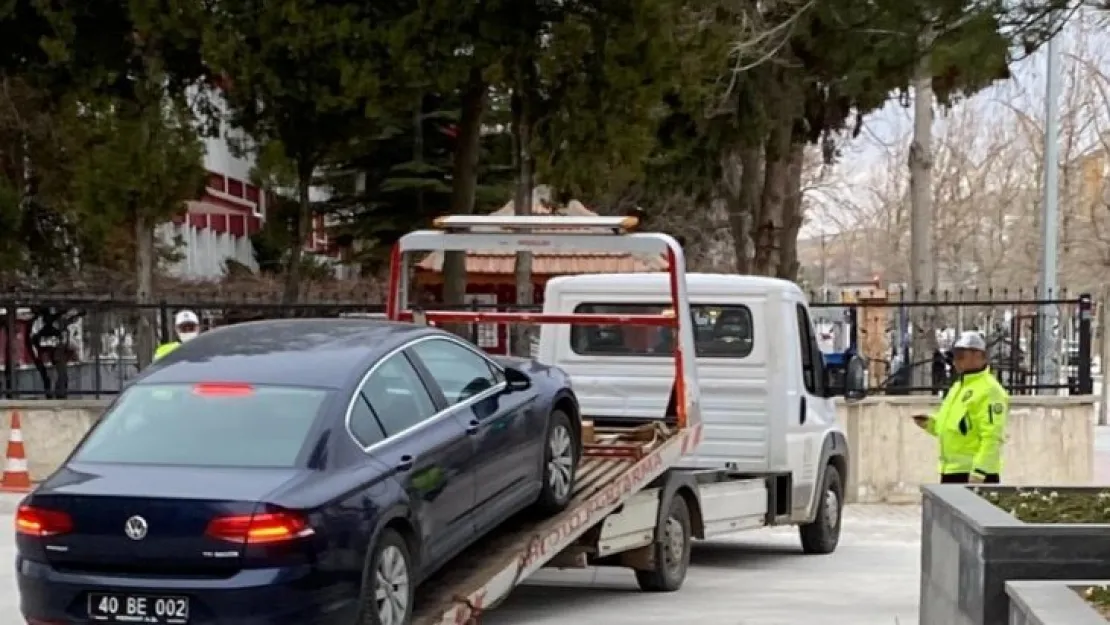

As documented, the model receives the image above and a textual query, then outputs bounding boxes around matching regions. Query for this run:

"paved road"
[0,498,918,625]
[7,418,1110,625]
[486,505,921,625]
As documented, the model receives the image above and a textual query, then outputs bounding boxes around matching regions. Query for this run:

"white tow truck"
[385,214,863,624]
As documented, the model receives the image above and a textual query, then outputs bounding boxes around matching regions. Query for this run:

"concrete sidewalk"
[486,505,921,625]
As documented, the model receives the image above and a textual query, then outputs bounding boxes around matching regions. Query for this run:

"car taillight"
[205,511,314,545]
[16,505,74,537]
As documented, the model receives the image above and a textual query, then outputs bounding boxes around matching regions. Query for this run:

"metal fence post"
[158,301,170,344]
[1077,293,1093,395]
[3,304,14,399]
[470,299,480,345]
[1099,289,1109,425]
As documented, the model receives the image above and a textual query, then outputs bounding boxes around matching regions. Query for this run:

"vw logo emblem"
[124,516,149,541]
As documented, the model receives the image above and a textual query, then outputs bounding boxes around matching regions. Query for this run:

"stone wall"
[0,395,1097,492]
[838,396,1095,504]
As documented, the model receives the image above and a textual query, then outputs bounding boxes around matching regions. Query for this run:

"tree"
[21,0,211,366]
[806,11,1110,296]
[202,0,385,304]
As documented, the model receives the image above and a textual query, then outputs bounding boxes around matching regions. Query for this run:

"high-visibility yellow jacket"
[153,341,181,362]
[923,367,1009,476]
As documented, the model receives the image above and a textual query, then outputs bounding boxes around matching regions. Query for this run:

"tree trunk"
[134,210,156,370]
[909,35,939,389]
[442,68,489,309]
[510,57,536,357]
[282,166,313,308]
[754,113,793,276]
[776,142,806,281]
[726,146,762,274]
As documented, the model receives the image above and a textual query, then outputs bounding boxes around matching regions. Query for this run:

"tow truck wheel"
[635,494,692,592]
[799,463,843,555]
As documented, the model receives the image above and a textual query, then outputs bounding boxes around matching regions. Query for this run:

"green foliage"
[201,0,386,176]
[68,88,205,269]
[319,92,515,273]
[530,0,694,198]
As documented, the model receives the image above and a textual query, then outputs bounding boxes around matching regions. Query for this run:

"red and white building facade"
[158,90,343,279]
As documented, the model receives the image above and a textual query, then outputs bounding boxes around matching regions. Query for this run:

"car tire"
[799,463,843,555]
[358,528,414,625]
[532,409,578,516]
[635,494,692,592]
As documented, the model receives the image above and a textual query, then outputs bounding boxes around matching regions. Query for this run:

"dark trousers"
[940,472,1000,484]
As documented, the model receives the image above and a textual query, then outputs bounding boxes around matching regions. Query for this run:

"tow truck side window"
[571,303,753,358]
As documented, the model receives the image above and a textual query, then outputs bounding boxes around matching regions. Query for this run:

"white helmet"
[174,310,200,343]
[952,331,986,352]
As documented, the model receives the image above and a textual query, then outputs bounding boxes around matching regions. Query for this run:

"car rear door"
[352,351,478,570]
[406,338,538,530]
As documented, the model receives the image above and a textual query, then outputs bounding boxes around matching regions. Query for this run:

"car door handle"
[396,455,414,472]
[465,420,480,435]
[799,397,807,424]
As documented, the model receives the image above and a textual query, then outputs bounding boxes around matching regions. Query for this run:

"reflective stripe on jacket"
[924,367,1009,476]
[153,341,181,362]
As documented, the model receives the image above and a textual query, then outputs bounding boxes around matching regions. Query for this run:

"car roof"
[545,272,804,297]
[137,318,441,389]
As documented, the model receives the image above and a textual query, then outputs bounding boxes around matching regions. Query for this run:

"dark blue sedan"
[16,319,582,625]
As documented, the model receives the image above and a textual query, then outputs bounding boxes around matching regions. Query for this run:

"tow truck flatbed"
[413,421,699,624]
[389,214,711,625]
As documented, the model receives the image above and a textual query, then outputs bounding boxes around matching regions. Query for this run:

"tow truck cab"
[537,272,864,525]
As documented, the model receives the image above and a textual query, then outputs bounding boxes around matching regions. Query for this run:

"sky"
[802,8,1110,239]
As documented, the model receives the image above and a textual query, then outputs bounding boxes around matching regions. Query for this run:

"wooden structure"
[840,285,890,385]
[415,195,667,354]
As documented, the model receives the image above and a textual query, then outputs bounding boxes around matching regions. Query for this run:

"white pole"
[1038,32,1061,394]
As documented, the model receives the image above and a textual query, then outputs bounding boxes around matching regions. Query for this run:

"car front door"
[350,351,478,571]
[407,337,539,532]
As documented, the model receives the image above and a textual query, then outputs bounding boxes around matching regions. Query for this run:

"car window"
[348,393,387,448]
[409,339,501,405]
[73,383,328,468]
[570,303,754,358]
[362,354,438,436]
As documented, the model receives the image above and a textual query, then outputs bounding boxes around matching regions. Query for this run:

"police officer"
[911,331,1009,484]
[153,310,201,362]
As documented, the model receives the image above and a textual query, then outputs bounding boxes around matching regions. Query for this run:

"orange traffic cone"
[0,411,32,492]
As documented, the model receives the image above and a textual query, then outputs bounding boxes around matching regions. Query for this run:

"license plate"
[87,593,190,624]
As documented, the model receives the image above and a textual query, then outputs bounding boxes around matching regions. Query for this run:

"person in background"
[911,330,1009,484]
[153,310,201,362]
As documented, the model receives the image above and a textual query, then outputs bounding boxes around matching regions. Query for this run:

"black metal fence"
[0,297,387,398]
[809,289,1095,396]
[0,289,1097,398]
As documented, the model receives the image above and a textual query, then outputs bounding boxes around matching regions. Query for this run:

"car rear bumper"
[17,556,358,625]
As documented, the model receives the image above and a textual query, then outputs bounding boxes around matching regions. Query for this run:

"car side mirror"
[504,366,531,391]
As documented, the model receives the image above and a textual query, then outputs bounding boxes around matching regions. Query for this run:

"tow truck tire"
[635,494,692,592]
[358,529,414,625]
[799,463,843,555]
[533,409,579,516]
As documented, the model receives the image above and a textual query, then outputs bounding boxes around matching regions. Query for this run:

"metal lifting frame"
[385,215,702,438]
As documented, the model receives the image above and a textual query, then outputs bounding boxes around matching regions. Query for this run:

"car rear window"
[73,383,329,468]
[570,303,754,358]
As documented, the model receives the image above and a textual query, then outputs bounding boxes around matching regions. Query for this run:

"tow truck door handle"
[465,420,480,435]
[799,397,807,424]
[396,455,414,472]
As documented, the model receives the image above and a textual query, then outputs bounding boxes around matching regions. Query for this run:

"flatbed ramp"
[413,421,701,625]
